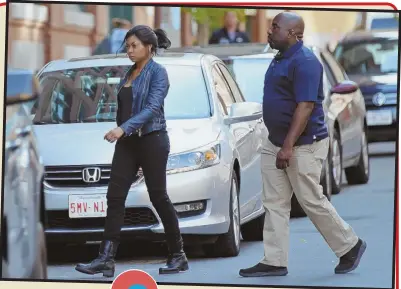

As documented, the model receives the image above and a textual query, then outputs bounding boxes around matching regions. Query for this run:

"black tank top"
[118,86,133,123]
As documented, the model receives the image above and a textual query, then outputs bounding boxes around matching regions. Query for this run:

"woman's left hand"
[104,127,125,143]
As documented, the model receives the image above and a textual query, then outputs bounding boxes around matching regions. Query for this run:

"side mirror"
[330,80,358,95]
[6,70,40,106]
[224,102,263,125]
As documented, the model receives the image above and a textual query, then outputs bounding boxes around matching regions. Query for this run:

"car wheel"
[290,148,332,218]
[330,129,342,195]
[30,223,47,279]
[290,195,306,218]
[241,213,264,241]
[203,172,241,257]
[345,128,370,185]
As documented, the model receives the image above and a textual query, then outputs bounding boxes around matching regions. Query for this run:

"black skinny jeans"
[103,130,183,253]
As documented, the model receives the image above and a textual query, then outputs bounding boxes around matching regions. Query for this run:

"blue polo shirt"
[263,41,328,147]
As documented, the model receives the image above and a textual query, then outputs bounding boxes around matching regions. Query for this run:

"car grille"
[364,92,398,108]
[44,165,143,188]
[46,207,158,229]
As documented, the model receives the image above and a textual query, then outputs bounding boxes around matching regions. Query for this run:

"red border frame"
[161,2,398,9]
[0,1,398,9]
[0,1,398,288]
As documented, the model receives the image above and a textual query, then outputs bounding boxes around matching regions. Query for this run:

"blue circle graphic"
[129,285,147,289]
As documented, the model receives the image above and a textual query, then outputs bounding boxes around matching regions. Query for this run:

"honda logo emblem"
[82,167,101,183]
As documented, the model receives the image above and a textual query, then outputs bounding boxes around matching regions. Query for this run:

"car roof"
[168,43,274,59]
[41,52,207,73]
[220,45,321,60]
[226,52,276,60]
[7,68,35,97]
[338,30,399,45]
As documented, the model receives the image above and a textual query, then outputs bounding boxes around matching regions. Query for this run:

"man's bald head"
[267,12,305,51]
[277,12,305,38]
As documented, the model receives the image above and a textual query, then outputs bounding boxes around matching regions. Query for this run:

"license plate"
[366,110,392,126]
[68,194,107,219]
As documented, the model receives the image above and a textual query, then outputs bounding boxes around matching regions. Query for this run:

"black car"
[333,30,398,142]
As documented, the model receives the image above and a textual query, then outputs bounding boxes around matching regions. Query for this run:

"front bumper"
[44,164,232,244]
[366,106,397,142]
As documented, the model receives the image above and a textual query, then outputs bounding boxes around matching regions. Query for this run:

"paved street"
[47,142,396,288]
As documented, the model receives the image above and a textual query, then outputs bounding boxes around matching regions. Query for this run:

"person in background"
[209,11,250,44]
[92,18,131,55]
[239,11,366,278]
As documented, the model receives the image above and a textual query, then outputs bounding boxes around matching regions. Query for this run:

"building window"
[64,4,86,12]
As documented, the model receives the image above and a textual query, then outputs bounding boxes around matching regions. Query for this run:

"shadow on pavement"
[47,241,206,265]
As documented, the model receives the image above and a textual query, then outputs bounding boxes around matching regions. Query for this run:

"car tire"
[345,128,370,185]
[290,195,306,218]
[30,223,48,279]
[290,153,332,218]
[321,158,333,201]
[240,213,264,241]
[330,129,343,195]
[203,172,241,257]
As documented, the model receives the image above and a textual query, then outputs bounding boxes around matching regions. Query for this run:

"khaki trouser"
[260,137,359,267]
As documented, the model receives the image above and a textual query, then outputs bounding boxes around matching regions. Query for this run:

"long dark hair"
[118,25,171,56]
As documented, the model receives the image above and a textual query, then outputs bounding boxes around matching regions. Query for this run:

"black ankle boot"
[75,240,119,277]
[159,238,189,274]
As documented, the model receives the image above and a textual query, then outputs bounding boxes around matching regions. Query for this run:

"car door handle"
[5,127,31,151]
[15,126,32,138]
[5,139,22,151]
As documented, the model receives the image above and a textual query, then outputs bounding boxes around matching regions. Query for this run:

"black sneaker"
[335,238,367,274]
[239,263,288,277]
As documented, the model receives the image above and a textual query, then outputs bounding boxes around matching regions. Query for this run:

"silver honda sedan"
[32,52,267,257]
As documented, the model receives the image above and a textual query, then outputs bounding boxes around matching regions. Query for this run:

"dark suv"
[333,30,398,142]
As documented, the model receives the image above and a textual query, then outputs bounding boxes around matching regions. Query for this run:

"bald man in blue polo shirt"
[239,12,366,277]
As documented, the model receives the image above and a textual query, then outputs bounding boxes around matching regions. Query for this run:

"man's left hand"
[276,146,293,170]
[104,127,125,143]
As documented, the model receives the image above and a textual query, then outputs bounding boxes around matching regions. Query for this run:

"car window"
[32,64,211,124]
[333,38,398,75]
[370,18,399,30]
[314,52,332,97]
[212,64,235,115]
[321,51,346,84]
[224,57,272,103]
[217,63,245,103]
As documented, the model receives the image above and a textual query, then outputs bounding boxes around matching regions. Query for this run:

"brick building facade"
[7,3,375,71]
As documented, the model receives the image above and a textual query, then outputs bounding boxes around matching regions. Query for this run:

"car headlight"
[166,143,221,174]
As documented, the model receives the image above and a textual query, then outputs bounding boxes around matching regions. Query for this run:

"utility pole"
[85,5,98,52]
[154,7,162,28]
[43,3,52,64]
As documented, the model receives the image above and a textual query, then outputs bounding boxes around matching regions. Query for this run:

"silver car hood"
[33,118,220,166]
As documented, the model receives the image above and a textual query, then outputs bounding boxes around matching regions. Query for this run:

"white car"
[32,52,267,257]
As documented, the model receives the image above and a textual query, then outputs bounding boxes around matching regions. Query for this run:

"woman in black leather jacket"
[75,25,189,277]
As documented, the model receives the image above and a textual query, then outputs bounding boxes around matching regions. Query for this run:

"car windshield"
[333,38,398,75]
[224,57,273,103]
[31,64,210,124]
[371,18,399,30]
